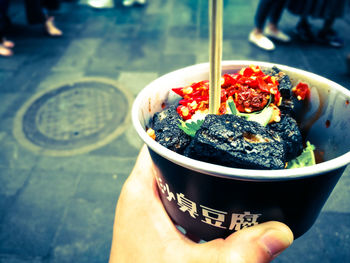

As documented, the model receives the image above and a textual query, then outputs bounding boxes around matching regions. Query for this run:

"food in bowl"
[146,65,315,170]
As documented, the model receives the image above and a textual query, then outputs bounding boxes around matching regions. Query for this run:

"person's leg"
[293,0,315,42]
[295,15,314,42]
[320,17,335,33]
[268,0,286,27]
[41,0,60,10]
[0,0,14,56]
[317,16,344,47]
[24,0,46,24]
[264,0,290,42]
[254,0,274,31]
[24,0,62,36]
[249,0,276,51]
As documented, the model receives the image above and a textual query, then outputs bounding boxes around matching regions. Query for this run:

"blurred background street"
[0,0,349,262]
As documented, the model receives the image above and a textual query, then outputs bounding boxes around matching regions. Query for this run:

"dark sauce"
[294,85,328,164]
[314,149,325,164]
[325,120,331,128]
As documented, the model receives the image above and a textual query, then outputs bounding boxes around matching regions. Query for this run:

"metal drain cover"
[14,78,132,156]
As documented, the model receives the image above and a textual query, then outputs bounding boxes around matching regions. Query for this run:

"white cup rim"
[132,60,350,181]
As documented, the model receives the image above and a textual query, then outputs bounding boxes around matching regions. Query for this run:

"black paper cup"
[132,61,350,241]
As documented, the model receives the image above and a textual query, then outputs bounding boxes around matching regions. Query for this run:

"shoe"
[264,27,291,42]
[2,38,15,49]
[45,16,63,37]
[87,0,114,8]
[136,0,146,4]
[123,0,135,6]
[249,30,275,51]
[317,29,344,48]
[0,45,13,57]
[295,22,314,42]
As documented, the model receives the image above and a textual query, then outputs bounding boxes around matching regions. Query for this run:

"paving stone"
[141,13,168,32]
[35,154,137,175]
[137,25,167,43]
[144,0,172,15]
[74,171,127,204]
[0,168,31,220]
[169,25,198,39]
[0,170,80,257]
[115,7,147,25]
[52,38,102,72]
[158,53,196,75]
[79,17,114,38]
[84,67,121,79]
[88,39,133,71]
[223,4,255,27]
[0,131,38,170]
[323,166,350,213]
[0,94,18,117]
[1,0,350,262]
[164,37,205,55]
[0,57,26,71]
[0,68,32,93]
[104,24,139,40]
[169,4,197,27]
[0,93,34,119]
[0,255,42,263]
[275,212,350,263]
[301,47,347,83]
[50,198,116,263]
[0,72,15,86]
[34,72,86,93]
[90,125,143,158]
[117,71,159,97]
[270,45,311,71]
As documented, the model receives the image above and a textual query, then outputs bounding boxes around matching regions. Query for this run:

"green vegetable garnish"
[287,141,316,169]
[178,119,204,137]
[228,99,238,115]
[228,99,273,127]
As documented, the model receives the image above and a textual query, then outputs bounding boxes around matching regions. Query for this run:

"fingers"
[192,221,293,263]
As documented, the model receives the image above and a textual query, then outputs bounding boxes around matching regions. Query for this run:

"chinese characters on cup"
[156,176,261,231]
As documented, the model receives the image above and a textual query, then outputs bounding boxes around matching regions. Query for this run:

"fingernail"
[260,228,293,257]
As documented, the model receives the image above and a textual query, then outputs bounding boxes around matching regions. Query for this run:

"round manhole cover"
[14,78,133,156]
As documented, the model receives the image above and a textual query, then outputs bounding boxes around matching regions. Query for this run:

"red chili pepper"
[292,82,310,100]
[257,77,271,93]
[172,87,184,97]
[172,65,284,120]
[222,74,236,87]
[243,67,255,77]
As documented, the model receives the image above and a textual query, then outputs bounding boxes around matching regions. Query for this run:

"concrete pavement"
[0,0,349,262]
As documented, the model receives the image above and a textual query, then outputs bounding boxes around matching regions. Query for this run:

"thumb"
[192,221,293,263]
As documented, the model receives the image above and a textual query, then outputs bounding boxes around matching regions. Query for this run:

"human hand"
[109,145,294,263]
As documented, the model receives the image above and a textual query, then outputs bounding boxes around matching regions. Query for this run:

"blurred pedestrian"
[122,0,146,7]
[249,0,290,51]
[24,0,63,37]
[86,0,114,9]
[0,0,14,57]
[288,0,345,47]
